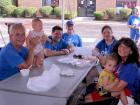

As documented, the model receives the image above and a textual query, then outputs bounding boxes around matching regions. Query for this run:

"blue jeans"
[130,32,140,43]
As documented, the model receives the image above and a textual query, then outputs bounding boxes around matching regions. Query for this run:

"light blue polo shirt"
[128,15,140,40]
[44,36,68,51]
[62,33,82,47]
[0,43,28,80]
[95,37,117,55]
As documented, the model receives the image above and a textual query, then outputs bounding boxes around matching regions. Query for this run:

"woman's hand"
[134,26,139,30]
[110,80,127,93]
[92,48,106,64]
[132,25,139,30]
[98,55,106,66]
[114,78,119,85]
[92,49,100,56]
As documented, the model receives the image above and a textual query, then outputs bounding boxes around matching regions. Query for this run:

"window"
[116,0,137,8]
[42,0,52,6]
[51,0,59,7]
[42,0,59,7]
[11,0,18,6]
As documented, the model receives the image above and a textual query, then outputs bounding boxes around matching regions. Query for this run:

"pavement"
[0,17,129,47]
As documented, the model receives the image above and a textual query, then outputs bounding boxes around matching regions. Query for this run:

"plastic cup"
[20,69,30,77]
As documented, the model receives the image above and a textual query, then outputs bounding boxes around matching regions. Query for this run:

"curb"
[0,18,127,25]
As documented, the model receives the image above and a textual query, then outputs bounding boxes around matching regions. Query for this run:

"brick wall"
[18,0,42,8]
[96,0,116,11]
[17,0,118,16]
[137,0,140,6]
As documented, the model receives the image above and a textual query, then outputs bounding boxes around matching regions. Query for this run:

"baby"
[27,18,48,67]
[86,54,128,105]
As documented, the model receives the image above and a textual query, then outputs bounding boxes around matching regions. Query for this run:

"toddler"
[27,18,48,67]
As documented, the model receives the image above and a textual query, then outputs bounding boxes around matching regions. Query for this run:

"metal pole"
[61,0,65,33]
[40,0,42,7]
[0,30,6,45]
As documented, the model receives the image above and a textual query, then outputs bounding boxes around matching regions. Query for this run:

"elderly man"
[0,23,36,80]
[44,25,74,57]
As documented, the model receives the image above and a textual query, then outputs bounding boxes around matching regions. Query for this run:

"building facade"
[12,0,140,17]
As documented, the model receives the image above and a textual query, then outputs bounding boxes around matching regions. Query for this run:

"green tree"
[0,0,12,14]
[0,0,12,7]
[40,6,53,17]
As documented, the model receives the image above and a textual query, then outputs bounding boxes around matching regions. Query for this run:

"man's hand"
[27,37,37,49]
[44,48,67,57]
[41,35,48,45]
[62,49,70,55]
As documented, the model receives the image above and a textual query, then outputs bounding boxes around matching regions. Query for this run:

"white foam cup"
[20,69,30,77]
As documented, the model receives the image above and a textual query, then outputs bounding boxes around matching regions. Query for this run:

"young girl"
[27,18,48,67]
[86,54,128,105]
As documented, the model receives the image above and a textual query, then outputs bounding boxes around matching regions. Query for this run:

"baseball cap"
[66,20,74,26]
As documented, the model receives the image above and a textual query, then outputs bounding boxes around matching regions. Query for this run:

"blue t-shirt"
[0,43,28,80]
[95,38,117,55]
[118,63,140,96]
[128,15,140,35]
[62,33,82,47]
[44,36,68,51]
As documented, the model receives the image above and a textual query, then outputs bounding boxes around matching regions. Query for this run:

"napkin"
[58,57,73,64]
[60,69,74,76]
[27,64,60,92]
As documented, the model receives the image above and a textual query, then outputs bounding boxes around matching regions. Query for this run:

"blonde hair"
[9,23,25,35]
[105,53,118,64]
[32,18,43,30]
[32,18,42,24]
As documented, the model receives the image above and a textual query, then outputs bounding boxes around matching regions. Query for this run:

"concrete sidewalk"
[0,17,127,25]
[0,18,129,47]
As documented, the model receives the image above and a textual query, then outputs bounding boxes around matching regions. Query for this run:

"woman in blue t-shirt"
[112,37,140,99]
[93,25,117,66]
[86,25,117,85]
[85,37,140,104]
